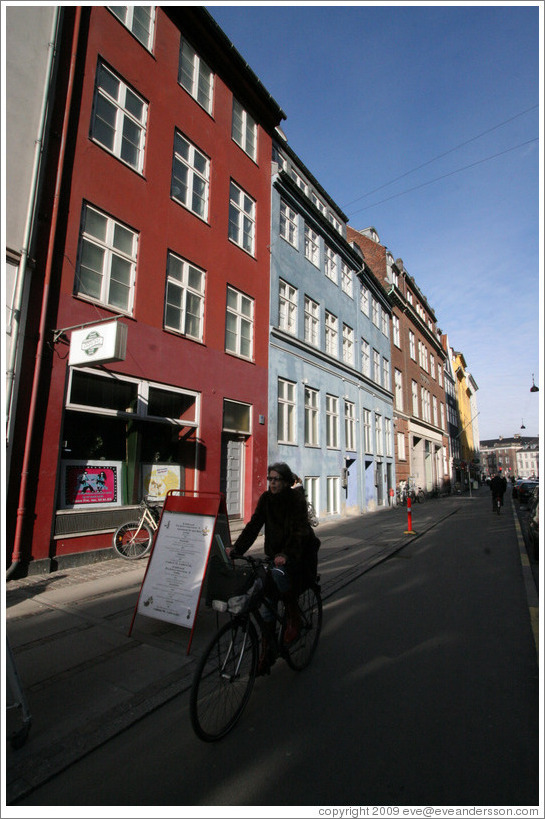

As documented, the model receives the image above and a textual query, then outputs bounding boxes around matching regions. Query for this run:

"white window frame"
[164,251,205,341]
[342,324,354,367]
[385,418,392,456]
[382,357,390,391]
[280,199,298,247]
[397,431,406,461]
[341,262,353,298]
[394,369,403,411]
[363,409,372,453]
[381,309,389,337]
[91,62,148,173]
[171,130,210,220]
[345,400,356,451]
[392,314,400,347]
[327,476,340,515]
[325,246,337,283]
[304,296,320,347]
[232,98,257,161]
[325,311,338,357]
[229,181,256,256]
[433,395,438,427]
[225,286,254,360]
[326,394,339,449]
[361,285,370,316]
[362,338,370,378]
[409,330,416,360]
[305,477,319,514]
[304,224,320,268]
[278,378,296,444]
[375,413,383,456]
[179,36,213,113]
[109,6,155,50]
[412,380,419,417]
[279,280,298,335]
[304,387,320,447]
[373,349,381,384]
[75,203,137,314]
[372,301,380,327]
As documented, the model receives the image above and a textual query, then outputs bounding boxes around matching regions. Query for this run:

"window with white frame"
[164,251,205,340]
[171,130,210,220]
[325,246,337,283]
[362,338,370,378]
[375,413,383,455]
[345,400,356,451]
[304,476,319,514]
[279,280,297,334]
[91,62,148,173]
[232,98,257,161]
[225,286,253,359]
[361,285,370,316]
[229,181,256,255]
[327,476,340,514]
[409,330,416,360]
[372,301,380,327]
[363,409,372,452]
[412,380,419,417]
[440,402,445,430]
[280,199,298,247]
[311,193,326,215]
[277,378,296,444]
[382,357,390,390]
[304,296,320,347]
[397,432,406,460]
[430,354,436,379]
[373,349,381,383]
[328,212,343,235]
[385,418,392,456]
[437,364,443,387]
[109,6,155,50]
[341,262,353,298]
[394,369,403,411]
[75,203,137,313]
[178,37,213,113]
[421,387,431,422]
[304,387,319,446]
[304,224,320,267]
[433,395,438,427]
[326,394,339,448]
[325,311,338,357]
[291,169,308,195]
[381,309,389,337]
[342,324,354,366]
[392,314,400,347]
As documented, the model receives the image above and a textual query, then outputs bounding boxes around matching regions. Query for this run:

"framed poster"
[60,460,123,509]
[141,463,182,501]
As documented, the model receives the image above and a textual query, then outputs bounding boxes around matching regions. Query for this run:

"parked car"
[517,480,539,505]
[527,497,539,562]
[512,478,525,499]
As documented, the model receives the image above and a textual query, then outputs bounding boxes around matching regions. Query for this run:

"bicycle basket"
[204,555,254,607]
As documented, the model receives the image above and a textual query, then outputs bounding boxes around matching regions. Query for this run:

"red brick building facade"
[348,227,451,493]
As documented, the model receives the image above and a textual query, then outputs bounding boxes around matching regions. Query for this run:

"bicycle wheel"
[190,618,258,742]
[284,584,322,671]
[113,520,154,559]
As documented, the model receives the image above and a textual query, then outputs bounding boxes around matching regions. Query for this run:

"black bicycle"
[190,554,322,742]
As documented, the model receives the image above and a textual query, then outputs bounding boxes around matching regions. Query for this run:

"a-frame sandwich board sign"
[128,490,232,654]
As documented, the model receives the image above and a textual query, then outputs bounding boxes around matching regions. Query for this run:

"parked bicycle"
[307,501,319,527]
[190,553,322,741]
[112,497,161,559]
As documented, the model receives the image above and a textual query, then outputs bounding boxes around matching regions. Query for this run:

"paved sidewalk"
[4,490,538,805]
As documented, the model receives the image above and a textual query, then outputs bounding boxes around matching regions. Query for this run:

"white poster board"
[136,511,215,629]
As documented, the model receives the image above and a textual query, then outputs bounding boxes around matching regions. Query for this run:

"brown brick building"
[348,227,451,493]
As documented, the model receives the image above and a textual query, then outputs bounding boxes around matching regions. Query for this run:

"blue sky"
[207,1,543,442]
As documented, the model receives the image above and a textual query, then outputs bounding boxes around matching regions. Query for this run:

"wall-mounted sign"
[69,321,127,367]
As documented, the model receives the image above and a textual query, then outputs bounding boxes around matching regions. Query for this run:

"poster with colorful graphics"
[141,463,181,501]
[60,460,123,509]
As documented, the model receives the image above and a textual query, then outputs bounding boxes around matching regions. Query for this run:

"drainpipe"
[6,7,60,441]
[7,6,82,579]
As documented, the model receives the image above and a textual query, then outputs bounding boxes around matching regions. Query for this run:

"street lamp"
[530,374,539,392]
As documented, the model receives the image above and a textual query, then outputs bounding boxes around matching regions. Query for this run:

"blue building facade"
[268,136,395,520]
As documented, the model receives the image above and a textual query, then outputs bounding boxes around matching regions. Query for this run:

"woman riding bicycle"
[225,462,311,673]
